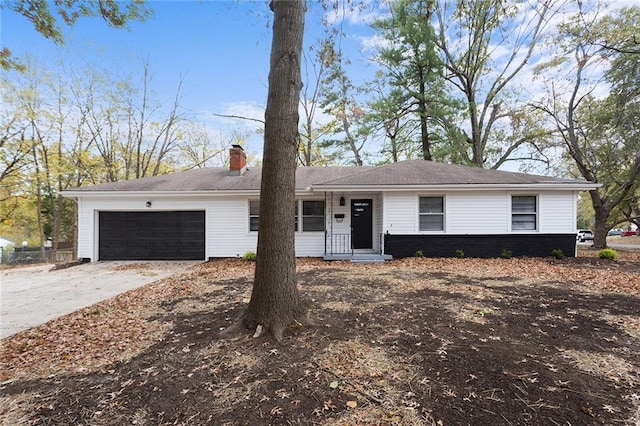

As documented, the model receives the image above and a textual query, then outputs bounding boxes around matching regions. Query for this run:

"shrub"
[414,250,424,257]
[242,251,257,261]
[455,249,465,258]
[551,249,564,260]
[501,249,513,259]
[598,248,617,260]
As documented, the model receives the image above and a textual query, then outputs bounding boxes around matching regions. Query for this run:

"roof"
[62,160,597,196]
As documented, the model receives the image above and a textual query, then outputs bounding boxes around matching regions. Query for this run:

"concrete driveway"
[0,261,199,339]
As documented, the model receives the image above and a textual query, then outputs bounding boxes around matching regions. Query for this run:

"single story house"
[61,146,598,262]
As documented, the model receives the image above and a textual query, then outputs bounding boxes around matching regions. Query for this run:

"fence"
[2,249,75,265]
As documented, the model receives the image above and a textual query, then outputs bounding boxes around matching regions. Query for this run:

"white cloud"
[323,0,387,26]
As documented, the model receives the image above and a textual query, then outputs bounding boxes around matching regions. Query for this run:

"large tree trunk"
[242,0,307,342]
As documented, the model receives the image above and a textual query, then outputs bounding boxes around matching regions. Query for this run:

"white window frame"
[418,195,445,232]
[511,195,538,231]
[249,200,260,232]
[250,199,325,233]
[300,200,325,232]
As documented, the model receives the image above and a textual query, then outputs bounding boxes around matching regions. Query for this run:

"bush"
[455,249,465,258]
[598,248,617,260]
[551,249,564,260]
[501,249,513,259]
[242,251,257,261]
[414,250,424,257]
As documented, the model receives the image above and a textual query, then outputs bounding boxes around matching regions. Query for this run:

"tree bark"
[242,0,307,341]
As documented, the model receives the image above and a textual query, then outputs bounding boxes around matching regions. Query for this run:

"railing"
[325,233,387,255]
[326,233,352,255]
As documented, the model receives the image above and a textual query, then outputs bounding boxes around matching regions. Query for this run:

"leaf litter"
[0,249,639,425]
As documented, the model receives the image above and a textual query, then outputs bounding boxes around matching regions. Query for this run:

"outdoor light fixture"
[146,201,152,208]
[339,196,345,206]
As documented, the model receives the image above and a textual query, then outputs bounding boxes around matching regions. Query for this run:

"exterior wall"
[381,189,578,258]
[207,196,256,258]
[77,198,94,260]
[384,234,577,258]
[382,190,577,234]
[74,188,580,261]
[206,196,326,257]
[539,191,578,233]
[75,194,326,261]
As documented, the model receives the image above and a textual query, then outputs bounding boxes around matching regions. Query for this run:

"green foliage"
[501,249,513,259]
[1,1,151,71]
[370,0,455,161]
[534,6,640,247]
[598,248,617,260]
[551,249,564,260]
[242,251,257,262]
[414,250,424,258]
[455,249,465,259]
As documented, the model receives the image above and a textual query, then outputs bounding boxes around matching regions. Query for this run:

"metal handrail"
[326,233,352,255]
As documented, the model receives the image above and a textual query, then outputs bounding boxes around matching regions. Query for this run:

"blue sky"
[1,1,379,157]
[3,1,634,169]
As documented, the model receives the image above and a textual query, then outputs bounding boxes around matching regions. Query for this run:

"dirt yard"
[1,248,639,425]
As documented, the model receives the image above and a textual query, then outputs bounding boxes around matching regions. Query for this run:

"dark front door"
[351,199,373,249]
[99,211,205,260]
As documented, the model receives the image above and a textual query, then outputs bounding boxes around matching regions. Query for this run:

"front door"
[351,199,373,249]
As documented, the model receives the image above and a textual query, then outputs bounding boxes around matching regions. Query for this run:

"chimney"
[229,144,247,175]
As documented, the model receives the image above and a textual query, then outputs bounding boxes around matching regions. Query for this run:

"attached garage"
[98,211,205,260]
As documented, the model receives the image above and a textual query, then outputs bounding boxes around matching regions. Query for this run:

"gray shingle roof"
[315,160,584,186]
[65,160,592,193]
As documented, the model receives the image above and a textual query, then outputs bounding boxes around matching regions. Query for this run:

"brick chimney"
[229,144,247,175]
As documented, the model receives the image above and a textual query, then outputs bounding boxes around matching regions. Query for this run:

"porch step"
[323,253,392,262]
[350,258,386,264]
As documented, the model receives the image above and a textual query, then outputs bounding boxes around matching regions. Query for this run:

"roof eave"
[61,190,261,198]
[62,188,320,197]
[311,183,601,192]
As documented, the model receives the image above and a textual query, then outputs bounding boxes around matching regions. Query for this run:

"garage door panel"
[99,211,205,260]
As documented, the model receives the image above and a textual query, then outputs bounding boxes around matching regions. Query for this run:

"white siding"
[383,190,577,235]
[447,192,508,233]
[208,197,257,258]
[74,189,578,260]
[77,198,94,259]
[374,193,383,252]
[75,194,327,260]
[539,191,577,233]
[382,192,418,234]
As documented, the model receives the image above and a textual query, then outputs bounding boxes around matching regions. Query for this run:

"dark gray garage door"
[99,211,205,260]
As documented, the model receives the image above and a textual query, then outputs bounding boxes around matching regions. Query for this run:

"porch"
[323,232,392,262]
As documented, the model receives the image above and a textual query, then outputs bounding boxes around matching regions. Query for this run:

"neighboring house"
[0,237,15,248]
[0,237,15,264]
[61,145,598,262]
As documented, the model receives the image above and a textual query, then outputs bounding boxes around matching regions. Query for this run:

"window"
[249,200,325,232]
[302,200,325,232]
[419,196,444,231]
[512,196,537,230]
[249,200,260,231]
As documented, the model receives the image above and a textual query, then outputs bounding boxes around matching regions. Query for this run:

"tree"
[241,0,308,342]
[532,5,640,248]
[371,0,451,161]
[297,37,340,166]
[1,0,151,70]
[435,0,557,168]
[320,43,368,166]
